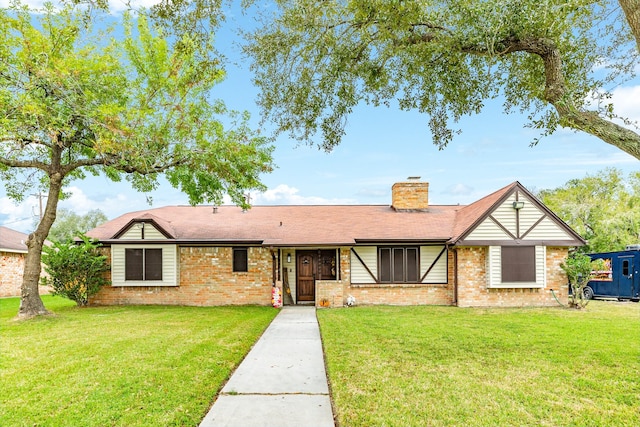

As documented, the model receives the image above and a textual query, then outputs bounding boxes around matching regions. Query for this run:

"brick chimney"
[392,177,429,211]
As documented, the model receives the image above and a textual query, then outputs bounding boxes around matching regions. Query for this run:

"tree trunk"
[17,173,64,319]
[619,0,640,52]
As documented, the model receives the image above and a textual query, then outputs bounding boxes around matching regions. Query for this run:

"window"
[125,248,163,281]
[622,259,630,277]
[501,246,535,282]
[379,247,419,283]
[233,247,248,272]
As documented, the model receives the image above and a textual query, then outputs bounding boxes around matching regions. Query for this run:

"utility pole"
[31,192,47,223]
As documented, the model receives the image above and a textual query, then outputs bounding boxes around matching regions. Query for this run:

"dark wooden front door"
[297,251,316,302]
[296,250,337,303]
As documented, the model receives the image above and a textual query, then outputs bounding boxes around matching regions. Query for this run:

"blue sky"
[1,1,638,233]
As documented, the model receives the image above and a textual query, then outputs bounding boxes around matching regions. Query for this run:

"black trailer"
[586,246,640,301]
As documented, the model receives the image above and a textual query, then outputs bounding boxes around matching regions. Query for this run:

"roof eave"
[0,247,28,253]
[97,239,265,246]
[453,239,585,247]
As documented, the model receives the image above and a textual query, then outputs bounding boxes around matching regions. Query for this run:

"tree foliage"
[47,208,108,243]
[0,2,273,317]
[245,0,640,158]
[561,253,607,308]
[41,235,110,306]
[539,168,640,254]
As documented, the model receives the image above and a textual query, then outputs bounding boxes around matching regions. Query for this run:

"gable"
[460,189,580,245]
[115,221,170,240]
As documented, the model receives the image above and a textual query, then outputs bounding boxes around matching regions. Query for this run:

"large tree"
[245,0,640,158]
[0,3,273,318]
[539,168,640,253]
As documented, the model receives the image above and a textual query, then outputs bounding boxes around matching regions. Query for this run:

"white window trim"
[487,245,546,289]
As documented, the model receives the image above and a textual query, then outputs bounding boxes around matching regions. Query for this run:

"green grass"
[318,302,640,427]
[0,296,278,427]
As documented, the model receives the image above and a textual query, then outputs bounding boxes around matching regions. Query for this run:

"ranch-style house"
[86,179,584,308]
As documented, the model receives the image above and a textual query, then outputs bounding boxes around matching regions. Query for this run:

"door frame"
[295,249,338,304]
[296,251,317,303]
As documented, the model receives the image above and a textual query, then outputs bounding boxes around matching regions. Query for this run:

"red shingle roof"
[87,181,583,247]
[88,204,462,246]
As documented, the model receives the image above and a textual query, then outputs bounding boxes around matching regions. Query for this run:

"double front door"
[296,250,337,302]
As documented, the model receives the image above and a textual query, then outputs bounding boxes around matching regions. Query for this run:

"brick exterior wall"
[341,250,455,306]
[0,251,51,297]
[90,244,569,308]
[0,251,25,297]
[90,246,274,306]
[392,181,429,210]
[455,246,569,308]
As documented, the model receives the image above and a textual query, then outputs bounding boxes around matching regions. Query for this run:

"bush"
[41,235,110,306]
[561,253,605,309]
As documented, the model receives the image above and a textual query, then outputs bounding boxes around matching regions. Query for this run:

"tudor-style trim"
[451,183,517,244]
[488,214,517,240]
[451,182,585,245]
[351,248,379,283]
[112,218,175,240]
[420,246,447,282]
[515,190,521,238]
[520,214,547,240]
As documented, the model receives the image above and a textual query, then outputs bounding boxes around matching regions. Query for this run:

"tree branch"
[401,29,640,160]
[498,36,640,160]
[0,155,50,170]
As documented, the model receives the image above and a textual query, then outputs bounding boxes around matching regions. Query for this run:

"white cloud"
[59,186,142,220]
[586,84,640,128]
[610,85,640,123]
[253,184,355,205]
[0,196,39,233]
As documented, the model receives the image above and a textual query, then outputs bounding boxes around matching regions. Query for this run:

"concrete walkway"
[199,306,335,427]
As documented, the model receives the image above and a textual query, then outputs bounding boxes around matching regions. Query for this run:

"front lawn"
[0,296,278,427]
[318,302,640,427]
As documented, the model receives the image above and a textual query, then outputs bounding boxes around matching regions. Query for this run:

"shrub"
[561,253,605,309]
[41,235,110,306]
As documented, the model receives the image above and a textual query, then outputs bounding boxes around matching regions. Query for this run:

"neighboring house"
[86,179,584,308]
[0,226,28,297]
[0,226,52,298]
